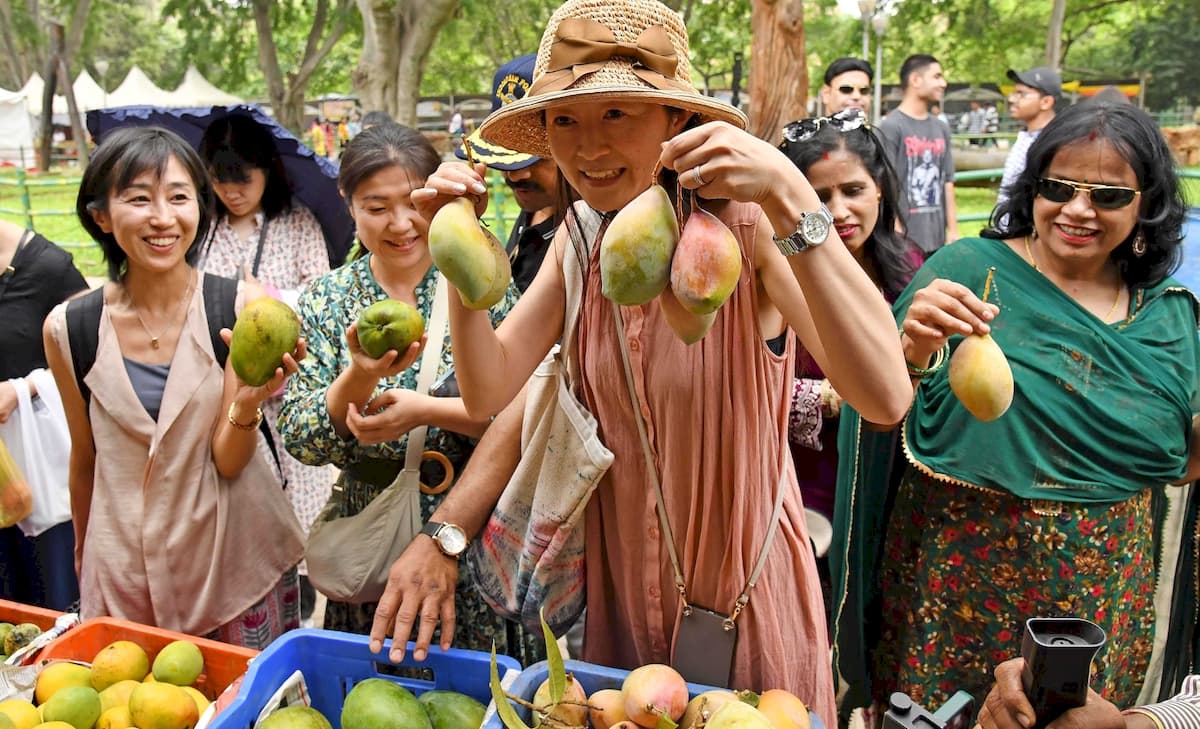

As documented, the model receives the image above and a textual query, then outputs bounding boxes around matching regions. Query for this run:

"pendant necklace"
[125,278,194,349]
[1024,235,1122,321]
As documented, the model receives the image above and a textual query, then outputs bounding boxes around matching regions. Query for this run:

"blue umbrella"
[86,104,355,268]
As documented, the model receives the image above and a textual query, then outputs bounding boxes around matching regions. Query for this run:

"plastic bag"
[0,436,32,529]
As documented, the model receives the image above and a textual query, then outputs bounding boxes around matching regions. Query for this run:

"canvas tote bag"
[305,276,450,604]
[468,204,614,635]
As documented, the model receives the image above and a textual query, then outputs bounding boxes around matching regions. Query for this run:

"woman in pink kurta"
[406,3,913,726]
[578,201,830,698]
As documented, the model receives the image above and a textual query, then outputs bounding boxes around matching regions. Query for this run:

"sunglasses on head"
[782,108,868,144]
[1036,177,1141,210]
[838,85,872,96]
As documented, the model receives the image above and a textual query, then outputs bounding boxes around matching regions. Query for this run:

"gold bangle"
[227,402,263,431]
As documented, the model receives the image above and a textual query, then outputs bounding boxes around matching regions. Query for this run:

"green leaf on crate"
[491,643,533,729]
[539,607,566,705]
[656,711,679,729]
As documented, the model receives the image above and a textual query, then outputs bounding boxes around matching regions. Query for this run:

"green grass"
[3,167,1198,280]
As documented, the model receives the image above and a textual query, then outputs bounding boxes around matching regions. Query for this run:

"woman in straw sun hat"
[407,0,911,718]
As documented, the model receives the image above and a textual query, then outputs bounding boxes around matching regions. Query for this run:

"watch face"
[436,524,468,556]
[801,212,830,245]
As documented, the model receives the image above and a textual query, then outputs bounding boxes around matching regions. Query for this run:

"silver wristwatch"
[420,521,469,558]
[773,204,834,256]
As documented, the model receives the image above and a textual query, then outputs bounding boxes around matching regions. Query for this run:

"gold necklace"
[125,279,194,349]
[1024,235,1123,321]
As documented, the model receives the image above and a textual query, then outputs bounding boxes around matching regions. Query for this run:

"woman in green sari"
[832,102,1198,723]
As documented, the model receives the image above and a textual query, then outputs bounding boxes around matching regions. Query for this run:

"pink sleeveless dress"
[577,201,835,728]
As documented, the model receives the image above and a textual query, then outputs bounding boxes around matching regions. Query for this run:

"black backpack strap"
[201,273,285,482]
[64,287,106,407]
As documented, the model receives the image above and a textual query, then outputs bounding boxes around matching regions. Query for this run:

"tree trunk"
[253,0,352,133]
[1045,0,1067,68]
[0,0,29,88]
[353,0,460,126]
[57,54,86,167]
[36,29,55,172]
[748,0,806,142]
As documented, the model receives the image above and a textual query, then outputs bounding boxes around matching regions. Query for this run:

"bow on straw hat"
[478,0,746,159]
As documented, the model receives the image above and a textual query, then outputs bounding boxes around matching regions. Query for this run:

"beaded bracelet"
[905,342,949,379]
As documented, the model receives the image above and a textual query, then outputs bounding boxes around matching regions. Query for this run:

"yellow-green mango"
[356,300,425,359]
[948,333,1014,421]
[670,207,742,315]
[428,198,511,310]
[39,686,101,729]
[704,700,774,729]
[229,298,300,387]
[601,185,680,305]
[151,640,203,686]
[258,706,332,729]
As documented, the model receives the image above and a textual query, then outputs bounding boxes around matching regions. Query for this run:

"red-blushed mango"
[948,333,1014,422]
[622,664,687,728]
[587,688,627,729]
[670,208,742,316]
[533,676,588,728]
[601,185,680,305]
[429,198,512,310]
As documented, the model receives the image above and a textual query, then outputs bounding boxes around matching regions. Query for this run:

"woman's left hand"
[220,329,307,405]
[659,121,793,205]
[346,388,426,445]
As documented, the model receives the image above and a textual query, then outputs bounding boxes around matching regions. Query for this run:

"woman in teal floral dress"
[279,124,540,664]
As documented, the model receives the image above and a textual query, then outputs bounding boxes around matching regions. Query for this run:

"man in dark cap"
[998,66,1061,205]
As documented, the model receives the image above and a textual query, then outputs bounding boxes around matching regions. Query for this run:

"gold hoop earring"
[1133,231,1147,257]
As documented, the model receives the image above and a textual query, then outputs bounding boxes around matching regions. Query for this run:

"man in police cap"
[457,54,560,293]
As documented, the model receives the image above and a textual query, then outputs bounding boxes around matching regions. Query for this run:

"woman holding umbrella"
[198,113,336,621]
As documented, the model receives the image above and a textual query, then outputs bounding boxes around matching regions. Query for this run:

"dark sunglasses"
[837,85,872,96]
[1036,177,1141,210]
[782,108,868,144]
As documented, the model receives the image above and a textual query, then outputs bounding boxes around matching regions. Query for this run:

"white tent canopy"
[166,66,243,107]
[0,88,35,166]
[19,70,107,116]
[106,66,170,107]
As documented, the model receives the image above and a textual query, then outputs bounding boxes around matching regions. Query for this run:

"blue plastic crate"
[209,628,522,729]
[485,660,823,729]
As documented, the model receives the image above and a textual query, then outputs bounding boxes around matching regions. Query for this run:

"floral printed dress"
[278,254,541,665]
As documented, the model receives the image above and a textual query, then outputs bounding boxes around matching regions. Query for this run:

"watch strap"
[420,521,442,539]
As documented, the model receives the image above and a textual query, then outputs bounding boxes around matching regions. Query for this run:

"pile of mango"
[257,678,486,729]
[0,623,44,663]
[0,639,209,729]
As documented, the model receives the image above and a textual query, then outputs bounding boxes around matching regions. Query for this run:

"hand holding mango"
[228,297,304,387]
[345,322,426,382]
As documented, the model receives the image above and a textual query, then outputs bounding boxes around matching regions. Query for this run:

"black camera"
[1020,617,1107,729]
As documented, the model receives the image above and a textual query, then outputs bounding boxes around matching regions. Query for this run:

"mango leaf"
[490,642,532,729]
[540,606,566,705]
[656,712,679,729]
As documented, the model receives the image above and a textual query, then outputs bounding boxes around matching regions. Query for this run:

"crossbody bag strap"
[393,274,450,490]
[251,216,270,278]
[611,300,786,627]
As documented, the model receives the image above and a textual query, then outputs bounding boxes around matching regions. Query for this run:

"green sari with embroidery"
[831,237,1200,718]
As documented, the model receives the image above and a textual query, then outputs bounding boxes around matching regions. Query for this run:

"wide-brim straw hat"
[478,0,747,159]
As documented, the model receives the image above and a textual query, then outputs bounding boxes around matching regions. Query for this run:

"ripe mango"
[0,699,40,729]
[128,682,199,729]
[704,701,774,729]
[0,439,32,529]
[258,706,332,729]
[99,681,141,713]
[40,686,101,729]
[588,688,628,729]
[622,664,688,727]
[601,185,680,305]
[670,208,742,315]
[229,298,300,387]
[755,690,810,729]
[356,300,425,359]
[91,641,150,692]
[96,705,134,729]
[948,333,1014,422]
[0,713,11,729]
[680,691,739,729]
[532,676,587,727]
[35,663,92,705]
[151,641,203,686]
[428,198,512,310]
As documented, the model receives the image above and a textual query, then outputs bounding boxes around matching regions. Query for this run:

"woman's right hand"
[901,278,998,365]
[345,323,426,380]
[411,161,490,222]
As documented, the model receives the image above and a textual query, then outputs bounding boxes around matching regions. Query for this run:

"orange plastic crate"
[36,617,258,699]
[0,599,62,631]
